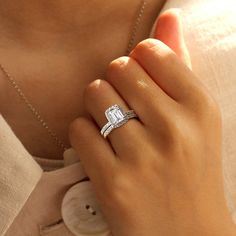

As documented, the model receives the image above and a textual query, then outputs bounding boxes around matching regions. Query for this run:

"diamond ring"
[100,104,138,138]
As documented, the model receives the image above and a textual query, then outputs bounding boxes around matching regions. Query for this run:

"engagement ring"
[101,104,138,138]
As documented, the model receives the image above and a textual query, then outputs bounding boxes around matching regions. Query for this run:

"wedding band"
[101,104,138,138]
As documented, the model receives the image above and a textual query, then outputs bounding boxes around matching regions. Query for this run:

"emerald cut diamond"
[105,105,126,127]
[101,104,137,138]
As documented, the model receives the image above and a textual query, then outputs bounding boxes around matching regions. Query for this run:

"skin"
[0,0,234,234]
[0,0,165,159]
[69,10,236,236]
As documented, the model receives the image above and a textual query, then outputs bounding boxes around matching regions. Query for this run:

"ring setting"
[100,104,138,138]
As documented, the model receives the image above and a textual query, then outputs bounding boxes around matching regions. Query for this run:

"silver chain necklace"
[0,0,147,152]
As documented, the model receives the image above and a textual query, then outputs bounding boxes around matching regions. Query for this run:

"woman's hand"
[69,10,235,236]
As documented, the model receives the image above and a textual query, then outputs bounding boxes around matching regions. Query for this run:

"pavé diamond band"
[101,104,138,138]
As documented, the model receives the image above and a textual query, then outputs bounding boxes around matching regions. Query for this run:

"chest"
[0,1,162,159]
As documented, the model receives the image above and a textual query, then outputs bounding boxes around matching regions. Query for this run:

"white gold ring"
[100,104,138,138]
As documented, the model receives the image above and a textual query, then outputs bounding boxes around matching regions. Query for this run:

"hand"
[69,9,236,236]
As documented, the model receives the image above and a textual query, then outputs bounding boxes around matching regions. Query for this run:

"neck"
[0,0,142,49]
[0,0,129,33]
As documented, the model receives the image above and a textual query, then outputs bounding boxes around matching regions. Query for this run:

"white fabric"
[1,0,236,234]
[0,115,42,235]
[160,0,236,222]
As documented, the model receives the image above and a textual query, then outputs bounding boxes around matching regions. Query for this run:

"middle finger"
[106,56,175,127]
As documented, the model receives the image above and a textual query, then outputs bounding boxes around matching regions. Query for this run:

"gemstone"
[105,105,126,126]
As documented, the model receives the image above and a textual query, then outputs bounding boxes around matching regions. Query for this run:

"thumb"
[153,9,192,69]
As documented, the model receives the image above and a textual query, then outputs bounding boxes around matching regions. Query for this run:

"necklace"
[0,0,147,152]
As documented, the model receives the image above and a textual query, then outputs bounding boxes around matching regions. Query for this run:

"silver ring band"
[101,104,138,138]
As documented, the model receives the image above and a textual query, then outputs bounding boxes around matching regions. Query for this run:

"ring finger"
[84,79,146,159]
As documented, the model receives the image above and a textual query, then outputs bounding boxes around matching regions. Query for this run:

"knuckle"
[187,82,221,119]
[109,56,130,69]
[133,38,170,58]
[166,131,187,157]
[135,38,163,51]
[132,38,174,63]
[166,122,183,142]
[202,93,222,122]
[157,116,187,153]
[203,93,219,111]
[106,172,132,204]
[84,79,108,103]
[106,56,130,80]
[84,79,102,97]
[196,88,221,114]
